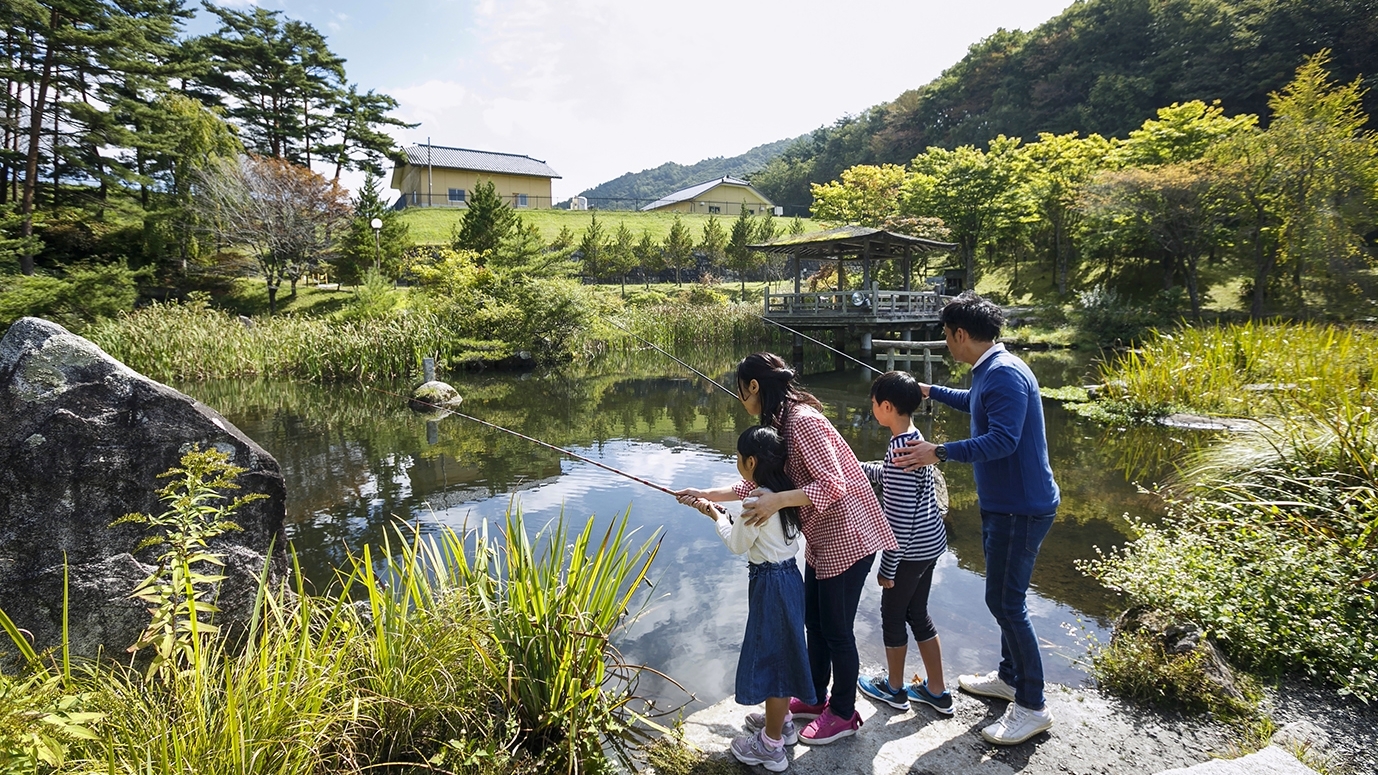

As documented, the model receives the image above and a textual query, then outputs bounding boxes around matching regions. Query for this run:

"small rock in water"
[410,380,462,418]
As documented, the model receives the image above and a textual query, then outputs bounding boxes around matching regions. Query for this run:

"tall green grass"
[0,510,663,774]
[1096,321,1378,417]
[618,302,770,349]
[84,301,508,382]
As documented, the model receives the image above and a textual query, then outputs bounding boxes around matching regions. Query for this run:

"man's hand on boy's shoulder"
[892,438,940,471]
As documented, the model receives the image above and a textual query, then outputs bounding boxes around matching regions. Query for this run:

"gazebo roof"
[748,225,955,257]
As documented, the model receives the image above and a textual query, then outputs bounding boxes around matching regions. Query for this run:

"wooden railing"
[765,289,949,318]
[873,338,948,414]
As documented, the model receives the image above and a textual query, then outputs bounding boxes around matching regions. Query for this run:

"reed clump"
[619,302,769,348]
[1094,321,1378,418]
[0,505,663,773]
[84,300,508,382]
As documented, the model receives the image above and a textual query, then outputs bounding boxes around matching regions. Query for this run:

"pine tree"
[321,84,416,180]
[634,230,658,288]
[698,216,726,276]
[725,207,758,292]
[452,180,516,263]
[337,170,412,283]
[608,222,636,295]
[578,212,607,281]
[661,215,694,286]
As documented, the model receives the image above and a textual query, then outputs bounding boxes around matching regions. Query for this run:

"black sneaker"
[858,675,910,710]
[907,680,954,716]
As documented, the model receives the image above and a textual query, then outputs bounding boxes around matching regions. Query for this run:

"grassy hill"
[574,136,806,210]
[400,208,825,246]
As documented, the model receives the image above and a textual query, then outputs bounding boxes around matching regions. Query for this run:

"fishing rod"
[756,314,886,376]
[364,385,682,497]
[606,319,738,398]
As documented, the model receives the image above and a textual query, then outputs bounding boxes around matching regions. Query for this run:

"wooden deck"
[764,289,951,328]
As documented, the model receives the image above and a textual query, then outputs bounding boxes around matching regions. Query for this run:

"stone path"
[675,681,1321,775]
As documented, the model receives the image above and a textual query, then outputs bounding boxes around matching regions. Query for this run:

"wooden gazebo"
[750,226,956,362]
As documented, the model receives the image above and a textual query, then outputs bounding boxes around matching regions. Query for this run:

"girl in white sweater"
[680,426,813,772]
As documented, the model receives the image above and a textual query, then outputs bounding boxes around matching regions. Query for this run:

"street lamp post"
[370,217,383,273]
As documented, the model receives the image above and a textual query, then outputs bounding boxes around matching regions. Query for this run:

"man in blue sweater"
[893,292,1060,746]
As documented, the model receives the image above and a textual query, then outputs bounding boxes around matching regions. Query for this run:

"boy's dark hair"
[939,292,1004,342]
[736,425,802,541]
[870,371,923,416]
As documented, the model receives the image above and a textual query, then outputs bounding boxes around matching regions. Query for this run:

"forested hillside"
[751,0,1378,208]
[576,136,804,209]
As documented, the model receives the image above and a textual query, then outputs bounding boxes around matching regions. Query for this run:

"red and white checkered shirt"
[734,402,896,579]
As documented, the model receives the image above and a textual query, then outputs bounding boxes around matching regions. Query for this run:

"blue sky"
[199,0,1075,198]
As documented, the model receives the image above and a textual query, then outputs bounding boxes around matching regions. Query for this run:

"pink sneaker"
[787,697,827,722]
[798,707,862,745]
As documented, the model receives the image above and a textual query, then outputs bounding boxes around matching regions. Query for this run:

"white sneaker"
[981,702,1053,745]
[958,670,1017,702]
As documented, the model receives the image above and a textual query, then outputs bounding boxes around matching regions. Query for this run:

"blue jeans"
[981,509,1055,710]
[803,554,875,719]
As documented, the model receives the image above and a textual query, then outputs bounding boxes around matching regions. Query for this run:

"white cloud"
[375,0,1075,197]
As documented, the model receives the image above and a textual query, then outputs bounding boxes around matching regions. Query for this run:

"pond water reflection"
[175,346,1212,712]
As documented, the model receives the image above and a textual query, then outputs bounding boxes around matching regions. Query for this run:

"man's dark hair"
[870,371,923,416]
[939,291,1004,342]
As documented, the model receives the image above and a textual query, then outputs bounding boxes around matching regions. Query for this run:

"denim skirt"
[735,557,817,706]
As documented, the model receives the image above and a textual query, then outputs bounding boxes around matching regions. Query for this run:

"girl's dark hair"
[737,425,802,540]
[736,352,823,431]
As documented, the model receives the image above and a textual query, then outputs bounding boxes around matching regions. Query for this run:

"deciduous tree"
[193,154,349,314]
[900,136,1027,290]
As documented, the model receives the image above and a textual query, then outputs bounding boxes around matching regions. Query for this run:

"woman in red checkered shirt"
[678,352,896,745]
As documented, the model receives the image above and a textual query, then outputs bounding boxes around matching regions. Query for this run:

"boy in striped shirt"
[856,371,953,715]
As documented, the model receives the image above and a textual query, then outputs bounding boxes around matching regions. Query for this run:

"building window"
[707,205,720,214]
[516,193,528,208]
[448,188,465,202]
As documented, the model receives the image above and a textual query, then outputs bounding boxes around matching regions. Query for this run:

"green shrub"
[1084,401,1378,701]
[1071,284,1167,346]
[0,262,142,330]
[1089,626,1260,720]
[684,285,728,306]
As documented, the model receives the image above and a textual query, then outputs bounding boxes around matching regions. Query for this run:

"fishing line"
[606,319,739,398]
[362,384,682,497]
[756,314,886,376]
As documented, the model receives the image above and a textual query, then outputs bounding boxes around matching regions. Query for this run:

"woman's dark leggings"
[803,554,875,719]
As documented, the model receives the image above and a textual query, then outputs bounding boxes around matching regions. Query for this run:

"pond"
[174,344,1205,713]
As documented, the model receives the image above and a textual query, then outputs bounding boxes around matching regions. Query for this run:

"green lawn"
[400,207,828,246]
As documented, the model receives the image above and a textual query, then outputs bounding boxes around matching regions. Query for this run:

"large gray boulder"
[0,317,285,663]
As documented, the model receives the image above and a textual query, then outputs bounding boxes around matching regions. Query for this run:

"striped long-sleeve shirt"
[860,430,948,580]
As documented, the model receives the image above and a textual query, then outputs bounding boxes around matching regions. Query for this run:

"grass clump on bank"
[0,448,664,773]
[1092,321,1378,419]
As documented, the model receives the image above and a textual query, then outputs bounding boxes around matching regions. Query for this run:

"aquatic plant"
[1094,321,1378,418]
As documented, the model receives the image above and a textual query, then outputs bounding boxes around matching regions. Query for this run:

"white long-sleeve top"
[713,507,799,565]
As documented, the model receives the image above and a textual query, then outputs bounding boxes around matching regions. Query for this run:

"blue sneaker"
[907,680,954,716]
[857,675,910,710]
